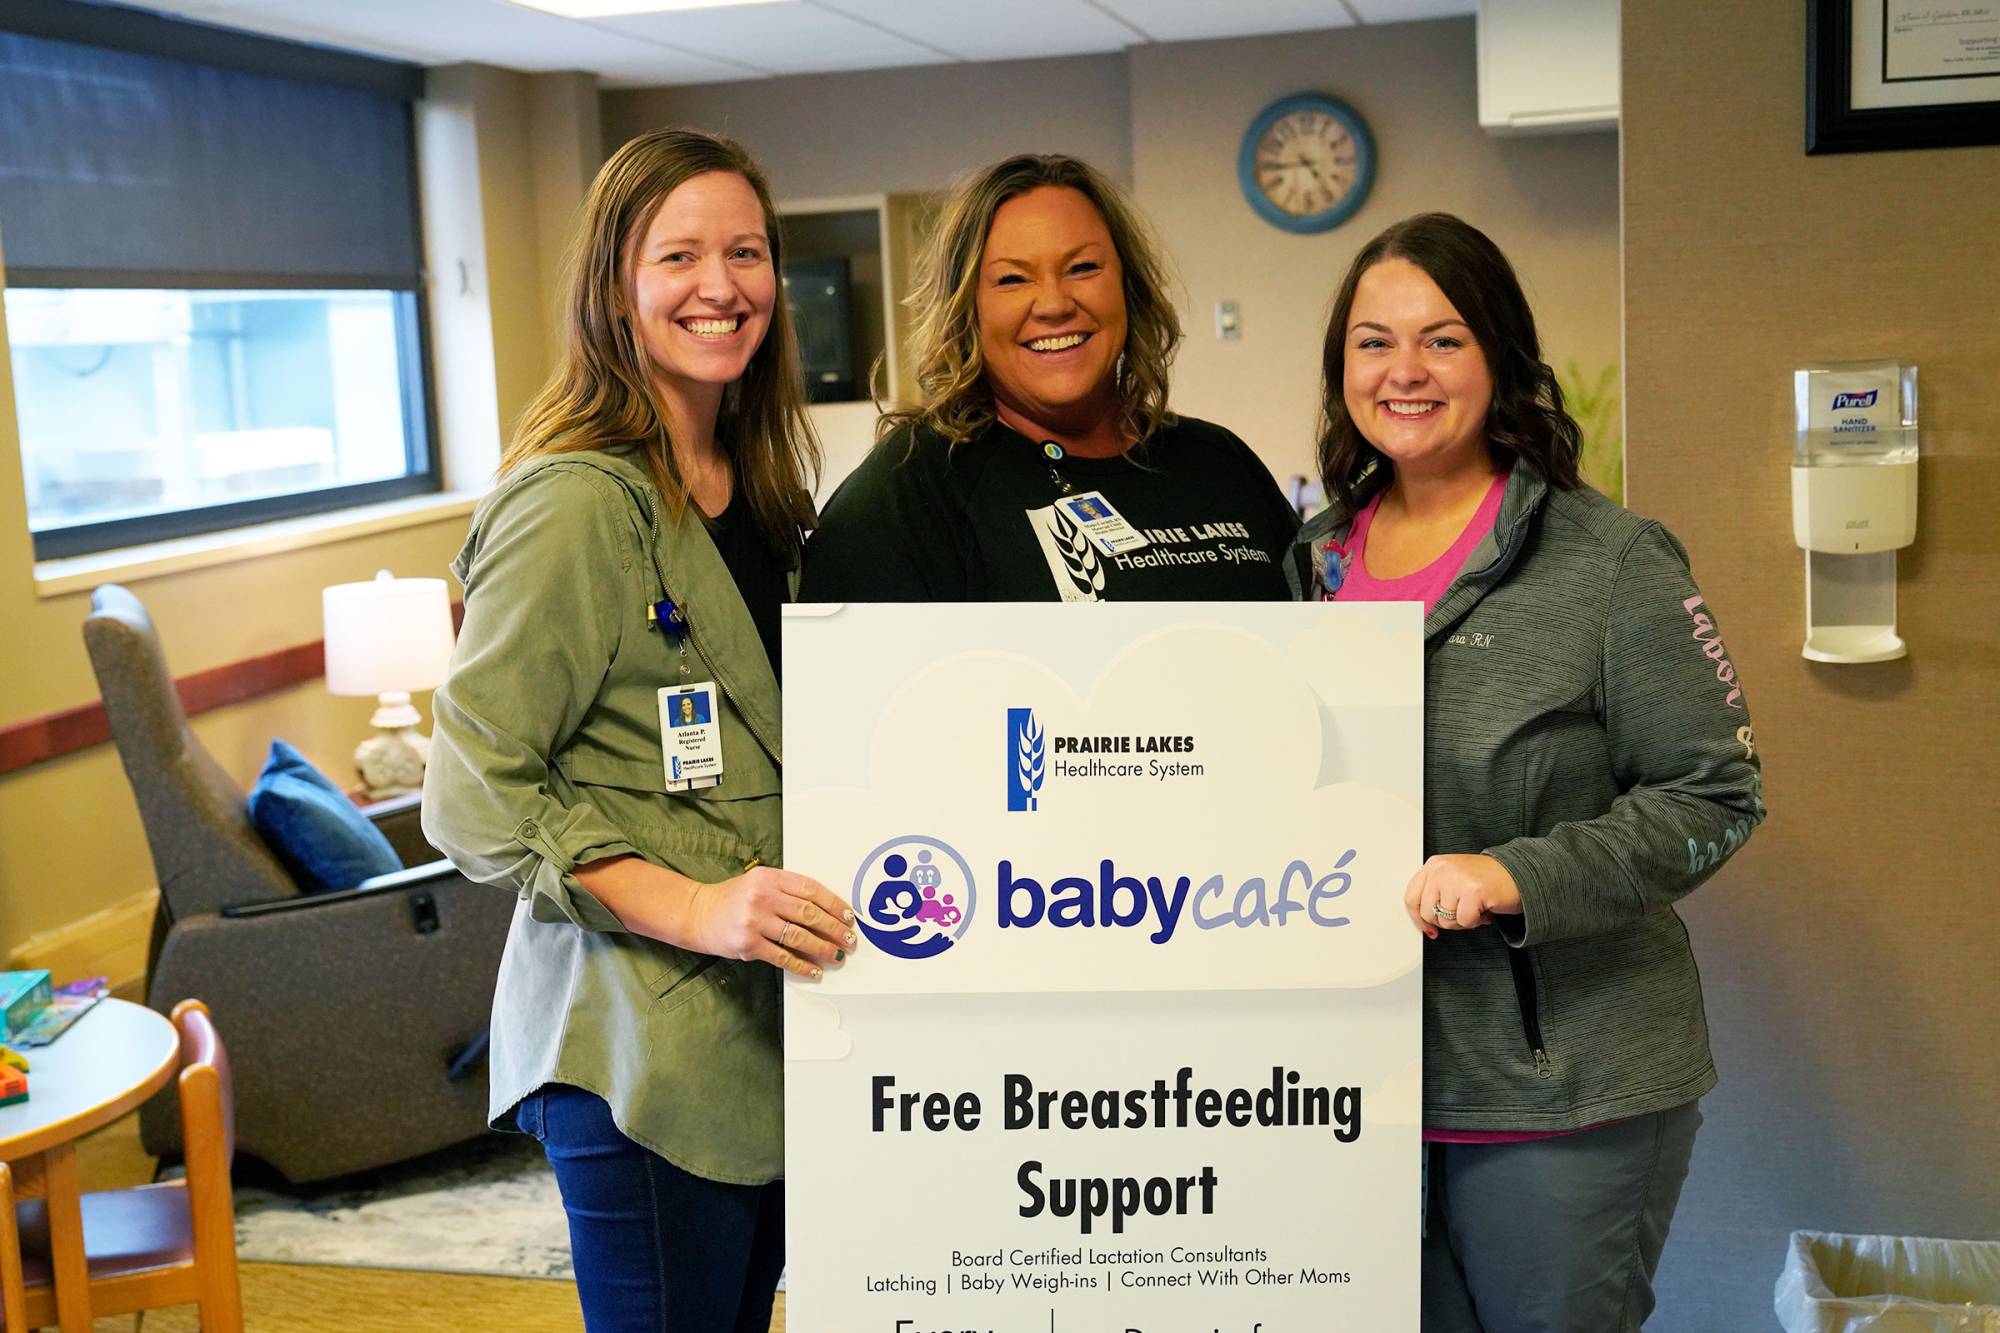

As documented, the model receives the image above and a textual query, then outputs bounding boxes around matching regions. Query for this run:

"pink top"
[1329,470,1508,613]
[1328,470,1608,1146]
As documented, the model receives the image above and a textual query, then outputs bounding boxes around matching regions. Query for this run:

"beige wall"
[528,71,604,363]
[0,66,594,963]
[1130,19,1621,486]
[602,53,1133,198]
[1622,5,2000,1327]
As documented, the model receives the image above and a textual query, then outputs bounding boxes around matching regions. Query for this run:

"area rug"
[231,1133,574,1279]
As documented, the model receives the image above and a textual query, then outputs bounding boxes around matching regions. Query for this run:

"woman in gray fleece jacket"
[1289,214,1763,1333]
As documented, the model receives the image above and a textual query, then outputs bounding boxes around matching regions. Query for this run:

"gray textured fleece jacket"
[1288,464,1763,1130]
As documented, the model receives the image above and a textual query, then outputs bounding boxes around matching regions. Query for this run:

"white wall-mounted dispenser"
[1792,361,1918,663]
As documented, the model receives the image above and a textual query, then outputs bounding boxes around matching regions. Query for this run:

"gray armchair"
[83,584,512,1183]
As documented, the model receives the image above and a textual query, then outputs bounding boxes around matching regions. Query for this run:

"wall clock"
[1237,92,1376,234]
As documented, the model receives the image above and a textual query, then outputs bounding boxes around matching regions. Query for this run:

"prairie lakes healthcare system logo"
[1007,707,1047,813]
[1028,504,1106,602]
[853,835,977,960]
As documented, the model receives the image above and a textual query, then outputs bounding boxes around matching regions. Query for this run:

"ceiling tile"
[118,0,1473,86]
[1097,0,1356,43]
[816,0,1136,62]
[594,1,947,75]
[1344,0,1475,22]
[148,0,763,79]
[154,2,453,62]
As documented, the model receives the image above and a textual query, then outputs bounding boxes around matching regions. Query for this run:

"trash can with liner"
[1775,1231,2000,1333]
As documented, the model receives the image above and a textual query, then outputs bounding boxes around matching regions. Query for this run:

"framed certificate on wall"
[1809,0,2000,152]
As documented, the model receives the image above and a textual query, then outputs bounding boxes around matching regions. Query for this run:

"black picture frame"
[1807,0,2000,154]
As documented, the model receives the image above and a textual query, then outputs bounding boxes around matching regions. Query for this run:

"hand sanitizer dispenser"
[1792,361,1918,662]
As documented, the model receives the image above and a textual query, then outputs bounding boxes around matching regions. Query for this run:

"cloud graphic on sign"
[1286,606,1426,708]
[785,604,1424,1003]
[1368,1058,1423,1129]
[784,990,853,1063]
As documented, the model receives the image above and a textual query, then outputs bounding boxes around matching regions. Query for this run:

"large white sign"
[784,602,1422,1332]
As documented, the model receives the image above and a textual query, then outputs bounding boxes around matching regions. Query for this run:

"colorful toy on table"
[9,995,101,1047]
[0,970,51,1042]
[0,973,109,1049]
[0,1045,27,1072]
[0,1062,25,1107]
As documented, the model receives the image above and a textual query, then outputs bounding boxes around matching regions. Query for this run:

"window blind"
[0,13,424,289]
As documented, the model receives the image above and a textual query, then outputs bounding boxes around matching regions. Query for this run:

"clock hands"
[1242,95,1373,231]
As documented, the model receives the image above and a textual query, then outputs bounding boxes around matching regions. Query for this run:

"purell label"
[1809,370,1896,442]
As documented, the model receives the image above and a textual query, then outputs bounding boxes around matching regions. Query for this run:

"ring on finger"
[777,922,798,950]
[1434,905,1456,922]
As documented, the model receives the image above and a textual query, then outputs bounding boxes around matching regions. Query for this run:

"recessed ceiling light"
[511,0,788,17]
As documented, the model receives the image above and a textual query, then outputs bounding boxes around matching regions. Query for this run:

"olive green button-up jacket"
[421,445,788,1184]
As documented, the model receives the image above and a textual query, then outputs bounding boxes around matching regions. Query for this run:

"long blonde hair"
[878,154,1181,448]
[502,129,820,549]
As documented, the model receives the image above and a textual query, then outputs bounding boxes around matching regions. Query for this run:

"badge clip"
[647,598,690,643]
[1318,539,1348,598]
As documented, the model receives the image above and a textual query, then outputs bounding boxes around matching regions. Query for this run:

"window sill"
[33,489,484,599]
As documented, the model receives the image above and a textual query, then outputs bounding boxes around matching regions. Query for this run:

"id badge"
[659,681,723,791]
[1058,490,1149,556]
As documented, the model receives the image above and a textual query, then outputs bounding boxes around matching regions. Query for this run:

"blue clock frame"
[1237,91,1377,235]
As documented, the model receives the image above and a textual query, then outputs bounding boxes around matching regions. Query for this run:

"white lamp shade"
[322,572,456,696]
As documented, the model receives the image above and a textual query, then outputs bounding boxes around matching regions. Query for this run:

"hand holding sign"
[1403,854,1522,939]
[690,867,857,979]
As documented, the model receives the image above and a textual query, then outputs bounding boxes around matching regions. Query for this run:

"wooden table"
[0,998,179,1332]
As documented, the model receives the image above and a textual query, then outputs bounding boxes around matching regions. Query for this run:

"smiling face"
[975,186,1128,442]
[627,170,775,403]
[1341,257,1494,479]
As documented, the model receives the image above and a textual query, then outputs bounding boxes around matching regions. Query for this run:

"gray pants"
[1422,1101,1702,1333]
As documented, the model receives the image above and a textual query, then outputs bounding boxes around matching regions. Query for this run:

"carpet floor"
[232,1132,572,1280]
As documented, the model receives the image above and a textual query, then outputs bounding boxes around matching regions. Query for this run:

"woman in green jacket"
[422,129,854,1333]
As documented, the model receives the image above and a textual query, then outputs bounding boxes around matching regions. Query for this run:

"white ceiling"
[121,0,1476,87]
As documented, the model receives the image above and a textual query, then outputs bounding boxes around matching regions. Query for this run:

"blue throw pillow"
[247,739,403,894]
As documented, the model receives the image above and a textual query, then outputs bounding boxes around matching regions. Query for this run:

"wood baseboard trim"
[9,889,157,999]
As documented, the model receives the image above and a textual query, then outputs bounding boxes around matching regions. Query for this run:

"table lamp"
[322,570,455,797]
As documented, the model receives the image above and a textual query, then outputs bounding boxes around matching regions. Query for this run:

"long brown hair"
[878,154,1181,448]
[501,128,819,549]
[1315,212,1581,515]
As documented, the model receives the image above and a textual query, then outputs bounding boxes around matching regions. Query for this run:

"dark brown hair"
[878,153,1181,447]
[1315,212,1580,514]
[502,128,819,550]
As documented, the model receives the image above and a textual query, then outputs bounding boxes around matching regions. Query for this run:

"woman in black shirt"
[802,154,1297,602]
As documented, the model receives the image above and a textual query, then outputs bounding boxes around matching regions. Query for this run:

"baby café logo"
[853,835,976,960]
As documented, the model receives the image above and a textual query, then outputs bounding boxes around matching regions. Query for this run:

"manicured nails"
[845,931,857,946]
[843,909,855,923]
[836,950,846,963]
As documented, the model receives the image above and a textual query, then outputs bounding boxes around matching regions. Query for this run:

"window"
[0,8,434,559]
[7,288,431,552]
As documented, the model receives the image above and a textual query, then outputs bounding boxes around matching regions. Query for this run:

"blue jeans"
[1422,1102,1702,1333]
[515,1083,784,1333]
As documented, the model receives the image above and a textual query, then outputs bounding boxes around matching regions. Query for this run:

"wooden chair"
[0,1162,28,1330]
[15,999,243,1331]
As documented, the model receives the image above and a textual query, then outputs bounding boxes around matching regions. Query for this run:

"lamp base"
[355,724,430,799]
